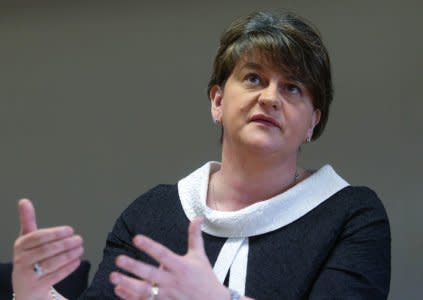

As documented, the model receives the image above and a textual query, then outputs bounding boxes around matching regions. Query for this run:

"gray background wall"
[1,0,421,299]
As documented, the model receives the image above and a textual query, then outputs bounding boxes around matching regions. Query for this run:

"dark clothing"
[79,184,390,300]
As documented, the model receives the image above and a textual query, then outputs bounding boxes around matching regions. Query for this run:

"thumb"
[188,217,205,255]
[18,198,38,235]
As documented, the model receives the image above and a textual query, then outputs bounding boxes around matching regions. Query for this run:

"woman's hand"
[110,218,230,300]
[12,199,84,300]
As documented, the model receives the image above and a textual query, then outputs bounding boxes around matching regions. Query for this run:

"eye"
[244,73,262,86]
[285,83,302,95]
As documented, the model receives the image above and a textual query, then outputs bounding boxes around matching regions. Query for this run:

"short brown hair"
[207,11,333,140]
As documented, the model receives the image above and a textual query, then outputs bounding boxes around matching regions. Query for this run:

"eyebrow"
[240,62,263,71]
[239,61,303,83]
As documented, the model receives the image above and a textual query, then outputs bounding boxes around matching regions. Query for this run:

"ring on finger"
[148,283,159,300]
[32,262,43,277]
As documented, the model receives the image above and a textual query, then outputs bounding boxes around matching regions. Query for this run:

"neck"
[209,142,300,211]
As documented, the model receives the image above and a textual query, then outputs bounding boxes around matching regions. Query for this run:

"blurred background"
[1,0,421,298]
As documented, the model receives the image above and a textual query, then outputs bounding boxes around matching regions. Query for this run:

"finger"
[37,245,84,275]
[133,235,180,271]
[18,199,38,235]
[114,284,143,300]
[24,235,83,265]
[188,217,205,254]
[115,255,171,286]
[38,258,81,287]
[110,272,151,299]
[15,226,74,250]
[114,285,139,300]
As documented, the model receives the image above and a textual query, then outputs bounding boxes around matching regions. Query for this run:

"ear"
[209,85,224,123]
[306,109,321,139]
[311,109,321,128]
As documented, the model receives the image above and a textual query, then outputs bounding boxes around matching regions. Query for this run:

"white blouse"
[178,162,349,295]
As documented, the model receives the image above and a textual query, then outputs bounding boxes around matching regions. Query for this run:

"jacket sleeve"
[78,185,180,299]
[77,210,139,299]
[308,187,391,300]
[77,186,164,300]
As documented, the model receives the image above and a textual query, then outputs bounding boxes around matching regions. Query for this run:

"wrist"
[12,287,58,300]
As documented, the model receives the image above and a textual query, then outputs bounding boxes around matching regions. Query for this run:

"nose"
[257,83,281,110]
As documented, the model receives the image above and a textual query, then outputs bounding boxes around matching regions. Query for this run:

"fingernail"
[74,235,83,244]
[62,226,74,235]
[134,235,143,246]
[116,256,127,266]
[110,272,121,284]
[76,246,84,255]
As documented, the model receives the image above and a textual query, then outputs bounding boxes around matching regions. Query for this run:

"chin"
[242,134,283,154]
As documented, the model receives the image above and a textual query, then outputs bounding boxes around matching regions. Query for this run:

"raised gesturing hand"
[110,218,231,300]
[12,199,84,300]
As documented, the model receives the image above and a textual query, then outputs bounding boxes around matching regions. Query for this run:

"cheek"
[284,106,313,132]
[222,94,253,116]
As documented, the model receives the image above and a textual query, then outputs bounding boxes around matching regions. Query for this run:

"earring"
[213,118,220,125]
[306,128,314,143]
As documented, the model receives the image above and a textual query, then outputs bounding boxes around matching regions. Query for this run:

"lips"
[249,114,281,129]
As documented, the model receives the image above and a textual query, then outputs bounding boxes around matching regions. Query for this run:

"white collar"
[178,161,349,238]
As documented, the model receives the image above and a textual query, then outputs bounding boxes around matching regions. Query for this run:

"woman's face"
[210,52,321,158]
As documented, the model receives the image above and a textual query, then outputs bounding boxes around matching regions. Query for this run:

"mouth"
[249,114,281,129]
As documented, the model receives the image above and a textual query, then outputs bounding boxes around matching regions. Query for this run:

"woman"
[12,11,390,299]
